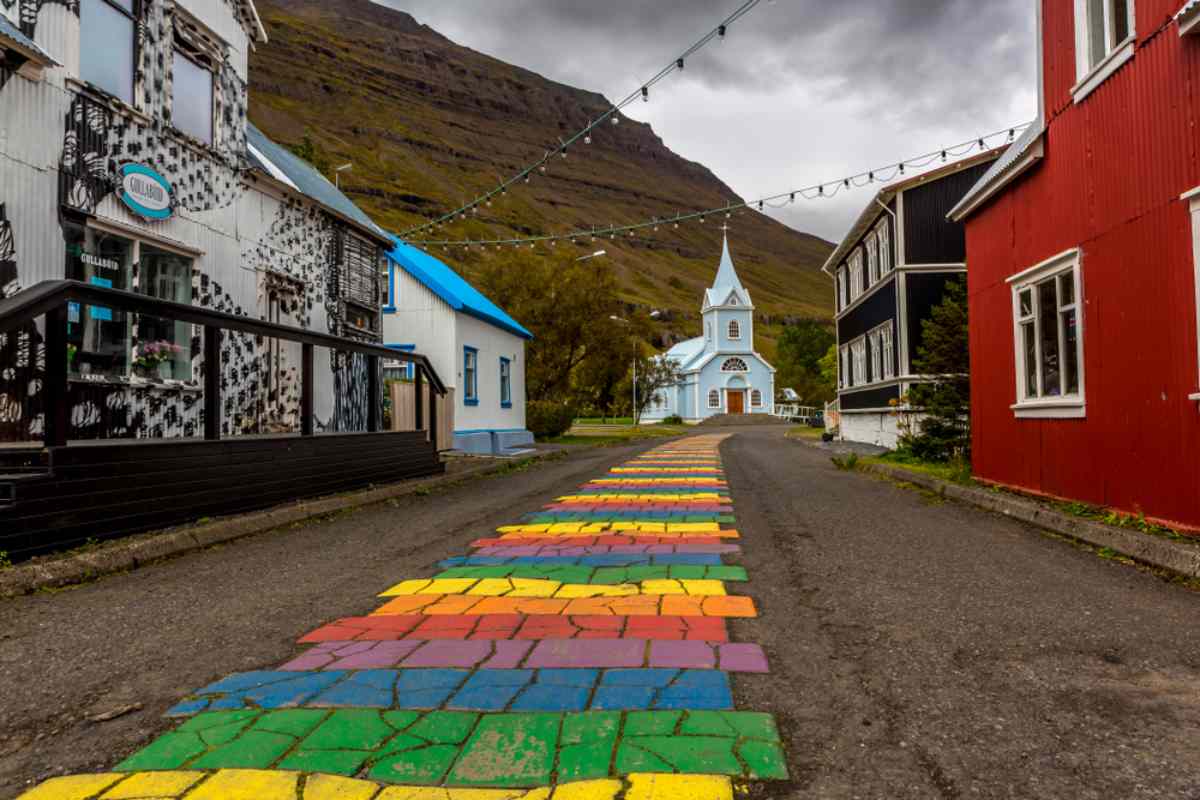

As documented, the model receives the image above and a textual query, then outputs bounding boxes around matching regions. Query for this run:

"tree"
[630,355,683,425]
[904,276,970,461]
[775,320,836,404]
[476,251,639,410]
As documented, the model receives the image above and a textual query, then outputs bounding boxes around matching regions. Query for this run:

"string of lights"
[406,123,1031,251]
[397,0,769,239]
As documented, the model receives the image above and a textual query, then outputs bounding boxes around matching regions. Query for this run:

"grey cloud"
[371,0,1037,240]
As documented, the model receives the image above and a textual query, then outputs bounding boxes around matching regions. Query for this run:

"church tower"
[702,233,754,354]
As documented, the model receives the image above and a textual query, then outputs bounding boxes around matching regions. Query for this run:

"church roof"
[704,235,751,309]
[664,337,707,370]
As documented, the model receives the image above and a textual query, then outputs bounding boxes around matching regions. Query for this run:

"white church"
[642,235,776,422]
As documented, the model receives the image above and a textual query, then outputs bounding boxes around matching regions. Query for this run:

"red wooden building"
[950,0,1200,530]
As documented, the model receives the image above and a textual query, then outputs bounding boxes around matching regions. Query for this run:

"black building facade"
[822,152,999,447]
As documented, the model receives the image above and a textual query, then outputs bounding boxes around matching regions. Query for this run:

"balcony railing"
[0,280,447,448]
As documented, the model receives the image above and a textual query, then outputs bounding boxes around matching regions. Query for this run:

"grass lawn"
[786,426,826,440]
[543,424,691,446]
[574,417,635,426]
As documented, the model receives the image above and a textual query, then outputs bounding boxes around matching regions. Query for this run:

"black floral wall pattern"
[17,0,77,39]
[0,202,45,441]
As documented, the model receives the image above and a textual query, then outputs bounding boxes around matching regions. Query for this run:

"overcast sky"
[373,0,1037,243]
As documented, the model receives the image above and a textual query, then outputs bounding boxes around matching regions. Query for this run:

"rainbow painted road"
[19,435,788,800]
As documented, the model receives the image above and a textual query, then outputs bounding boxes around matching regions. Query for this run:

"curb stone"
[0,451,563,599]
[859,462,1200,579]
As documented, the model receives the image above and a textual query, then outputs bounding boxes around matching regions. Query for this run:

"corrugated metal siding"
[836,278,897,343]
[902,163,991,264]
[965,15,1200,528]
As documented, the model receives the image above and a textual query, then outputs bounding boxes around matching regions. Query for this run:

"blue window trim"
[384,344,415,379]
[499,356,512,409]
[382,262,397,314]
[463,346,479,406]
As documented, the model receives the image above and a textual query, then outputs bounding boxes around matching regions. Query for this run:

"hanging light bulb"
[818,185,824,196]
[899,163,906,175]
[789,193,795,203]
[540,163,547,173]
[868,172,875,182]
[676,58,685,70]
[641,86,649,102]
[674,221,679,229]
[584,132,592,145]
[843,179,850,188]
[611,113,620,126]
[718,24,727,40]
[941,150,947,162]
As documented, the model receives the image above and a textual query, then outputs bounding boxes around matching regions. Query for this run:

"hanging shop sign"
[119,164,174,222]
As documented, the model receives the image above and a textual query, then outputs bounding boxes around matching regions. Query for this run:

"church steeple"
[712,232,746,293]
[704,231,753,311]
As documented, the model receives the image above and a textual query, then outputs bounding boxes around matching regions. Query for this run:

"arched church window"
[728,320,741,339]
[721,357,749,373]
[751,389,763,407]
[708,389,721,409]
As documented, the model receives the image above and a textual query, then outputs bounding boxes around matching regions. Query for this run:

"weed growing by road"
[831,453,859,471]
[0,551,11,570]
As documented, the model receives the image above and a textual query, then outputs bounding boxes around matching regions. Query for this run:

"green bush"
[527,400,577,439]
[662,415,684,425]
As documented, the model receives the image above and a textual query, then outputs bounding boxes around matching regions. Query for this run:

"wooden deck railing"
[0,280,447,448]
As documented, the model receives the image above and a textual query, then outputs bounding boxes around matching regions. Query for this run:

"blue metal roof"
[245,123,387,241]
[387,240,533,340]
[0,14,58,65]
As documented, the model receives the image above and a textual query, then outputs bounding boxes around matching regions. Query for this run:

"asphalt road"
[3,428,1200,799]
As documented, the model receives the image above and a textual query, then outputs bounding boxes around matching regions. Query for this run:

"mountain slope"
[247,0,834,349]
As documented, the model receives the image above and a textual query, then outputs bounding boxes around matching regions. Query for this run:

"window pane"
[173,51,214,144]
[139,246,193,381]
[1111,0,1130,43]
[1058,273,1074,306]
[1022,322,1038,399]
[1087,0,1107,66]
[65,224,133,380]
[1062,308,1080,395]
[1019,289,1033,318]
[1038,280,1061,396]
[110,0,134,13]
[80,0,134,105]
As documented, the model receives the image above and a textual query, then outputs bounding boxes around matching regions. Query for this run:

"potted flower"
[133,340,182,381]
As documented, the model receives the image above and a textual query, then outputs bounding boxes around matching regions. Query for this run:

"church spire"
[712,230,746,292]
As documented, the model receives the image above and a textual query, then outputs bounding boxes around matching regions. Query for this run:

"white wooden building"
[383,241,534,455]
[0,0,390,442]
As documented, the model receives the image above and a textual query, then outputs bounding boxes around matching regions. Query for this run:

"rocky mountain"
[247,0,834,351]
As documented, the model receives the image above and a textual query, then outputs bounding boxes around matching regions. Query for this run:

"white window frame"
[880,322,895,381]
[838,267,848,310]
[1187,186,1200,404]
[839,344,849,389]
[727,319,741,340]
[751,389,763,408]
[1008,249,1086,418]
[721,357,749,373]
[877,220,892,275]
[1072,0,1136,103]
[849,249,864,301]
[866,232,879,286]
[708,389,721,409]
[870,328,883,384]
[850,337,867,389]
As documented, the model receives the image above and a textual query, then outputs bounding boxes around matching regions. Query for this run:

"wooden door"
[727,390,745,415]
